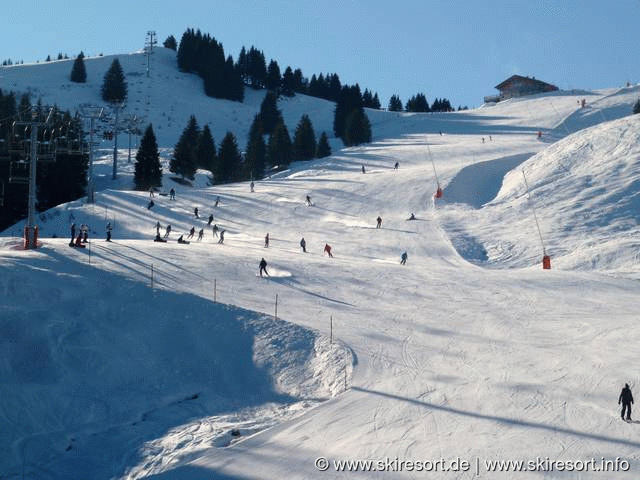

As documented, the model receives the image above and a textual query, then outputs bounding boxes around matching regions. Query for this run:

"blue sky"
[1,1,639,108]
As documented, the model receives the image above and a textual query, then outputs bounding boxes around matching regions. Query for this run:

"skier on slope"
[259,258,269,277]
[188,226,195,239]
[306,195,312,206]
[74,233,85,248]
[400,251,408,265]
[300,237,307,253]
[212,224,219,238]
[198,229,204,241]
[218,230,225,244]
[265,233,270,248]
[376,216,382,228]
[164,224,172,238]
[208,214,214,226]
[324,243,333,257]
[106,222,112,242]
[619,383,634,421]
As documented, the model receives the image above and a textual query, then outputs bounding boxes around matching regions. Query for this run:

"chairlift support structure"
[9,160,30,184]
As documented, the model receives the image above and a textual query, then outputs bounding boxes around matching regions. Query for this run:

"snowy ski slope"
[2,50,640,479]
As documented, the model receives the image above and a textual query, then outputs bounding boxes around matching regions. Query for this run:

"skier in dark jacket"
[300,237,306,252]
[208,214,214,226]
[400,251,408,265]
[259,258,269,277]
[619,384,634,421]
[376,216,382,228]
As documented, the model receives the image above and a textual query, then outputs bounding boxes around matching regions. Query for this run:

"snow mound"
[0,248,351,478]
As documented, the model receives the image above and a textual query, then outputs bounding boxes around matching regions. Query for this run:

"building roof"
[495,75,558,92]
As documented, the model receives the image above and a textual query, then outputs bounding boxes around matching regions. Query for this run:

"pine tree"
[177,29,197,72]
[134,124,162,191]
[292,68,306,94]
[196,124,216,173]
[333,84,363,140]
[281,66,295,96]
[101,58,127,103]
[344,109,372,146]
[217,132,242,183]
[246,46,267,89]
[258,91,283,135]
[634,99,640,115]
[70,52,87,83]
[405,93,429,112]
[170,116,200,180]
[163,35,177,50]
[293,114,316,161]
[265,60,281,92]
[245,115,267,180]
[266,120,292,168]
[316,131,332,158]
[388,94,403,111]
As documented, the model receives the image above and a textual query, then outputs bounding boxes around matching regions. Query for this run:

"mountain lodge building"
[484,75,558,103]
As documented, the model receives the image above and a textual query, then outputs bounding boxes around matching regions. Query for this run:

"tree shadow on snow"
[3,249,308,480]
[353,387,640,449]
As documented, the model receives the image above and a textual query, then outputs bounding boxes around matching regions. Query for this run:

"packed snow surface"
[2,50,640,478]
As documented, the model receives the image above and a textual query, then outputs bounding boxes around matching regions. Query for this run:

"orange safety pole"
[522,170,550,269]
[427,139,442,198]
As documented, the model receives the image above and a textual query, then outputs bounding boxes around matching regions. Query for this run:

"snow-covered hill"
[0,48,341,151]
[2,52,640,479]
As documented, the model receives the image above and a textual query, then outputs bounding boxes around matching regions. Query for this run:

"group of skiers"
[69,223,90,248]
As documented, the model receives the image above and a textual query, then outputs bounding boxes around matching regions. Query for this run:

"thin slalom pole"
[426,138,442,198]
[522,169,550,269]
